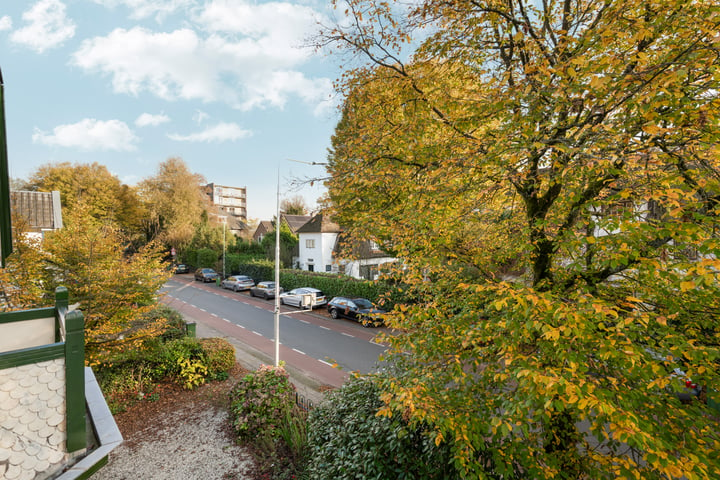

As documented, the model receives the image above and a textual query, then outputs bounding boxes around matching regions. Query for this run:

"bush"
[229,364,308,479]
[142,304,187,341]
[229,364,297,441]
[199,337,236,377]
[306,376,458,480]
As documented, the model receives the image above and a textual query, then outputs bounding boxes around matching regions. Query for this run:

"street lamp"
[272,160,325,367]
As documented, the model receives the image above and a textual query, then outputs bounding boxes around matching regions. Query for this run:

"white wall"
[298,232,338,272]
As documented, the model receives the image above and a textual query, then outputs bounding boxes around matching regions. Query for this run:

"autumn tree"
[320,0,720,478]
[43,203,171,364]
[138,157,211,250]
[27,162,146,238]
[0,216,49,310]
[281,195,309,215]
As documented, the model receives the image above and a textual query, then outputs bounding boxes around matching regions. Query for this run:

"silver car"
[280,287,327,308]
[221,275,255,292]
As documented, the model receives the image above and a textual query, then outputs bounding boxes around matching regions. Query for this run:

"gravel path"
[92,368,255,480]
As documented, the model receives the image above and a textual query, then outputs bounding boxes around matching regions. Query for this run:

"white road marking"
[299,320,310,324]
[341,332,354,338]
[319,326,330,330]
[319,360,333,367]
[252,331,262,336]
[292,349,306,355]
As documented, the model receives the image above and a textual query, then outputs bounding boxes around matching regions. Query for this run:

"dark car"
[175,264,190,274]
[327,297,386,327]
[194,268,219,283]
[249,281,283,300]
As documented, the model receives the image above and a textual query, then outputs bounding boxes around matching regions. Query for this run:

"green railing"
[0,287,86,452]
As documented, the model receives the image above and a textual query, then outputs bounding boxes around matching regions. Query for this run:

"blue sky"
[0,0,341,221]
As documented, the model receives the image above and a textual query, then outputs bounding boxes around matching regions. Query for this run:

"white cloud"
[92,0,194,21]
[135,112,170,127]
[72,27,227,102]
[32,119,138,151]
[10,0,75,53]
[0,16,12,31]
[167,122,252,142]
[71,0,334,115]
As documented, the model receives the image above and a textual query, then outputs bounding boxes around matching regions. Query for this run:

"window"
[325,265,331,272]
[308,264,314,272]
[306,239,315,248]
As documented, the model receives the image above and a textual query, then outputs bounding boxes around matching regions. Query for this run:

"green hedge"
[229,262,402,308]
[306,376,458,479]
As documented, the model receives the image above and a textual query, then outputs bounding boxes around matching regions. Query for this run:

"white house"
[296,213,341,273]
[296,213,398,280]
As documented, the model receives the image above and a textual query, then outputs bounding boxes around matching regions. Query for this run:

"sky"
[0,0,343,221]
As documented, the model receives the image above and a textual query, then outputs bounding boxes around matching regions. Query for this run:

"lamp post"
[272,160,327,367]
[274,169,281,366]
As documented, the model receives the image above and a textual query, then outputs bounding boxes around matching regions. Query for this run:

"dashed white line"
[318,360,333,367]
[341,332,354,338]
[252,331,262,336]
[292,348,306,355]
[222,318,230,323]
[319,326,330,330]
[210,313,218,317]
[199,308,206,312]
[299,320,310,324]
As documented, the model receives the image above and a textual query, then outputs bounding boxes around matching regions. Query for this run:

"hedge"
[228,262,403,308]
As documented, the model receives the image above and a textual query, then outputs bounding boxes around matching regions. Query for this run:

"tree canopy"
[27,161,146,236]
[321,0,720,478]
[137,157,211,249]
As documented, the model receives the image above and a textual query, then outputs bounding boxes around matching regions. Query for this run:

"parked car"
[175,264,190,274]
[280,287,327,308]
[194,268,219,283]
[249,281,283,300]
[221,275,255,292]
[327,297,386,327]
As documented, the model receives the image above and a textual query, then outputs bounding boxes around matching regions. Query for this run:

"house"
[10,190,63,241]
[333,236,397,281]
[253,220,274,243]
[295,213,397,279]
[296,213,342,272]
[252,214,312,243]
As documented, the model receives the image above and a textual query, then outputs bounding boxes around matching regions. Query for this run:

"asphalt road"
[161,275,389,387]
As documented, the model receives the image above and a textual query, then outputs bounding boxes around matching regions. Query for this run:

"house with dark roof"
[252,214,312,244]
[295,213,397,279]
[333,235,398,281]
[296,213,342,272]
[10,190,63,241]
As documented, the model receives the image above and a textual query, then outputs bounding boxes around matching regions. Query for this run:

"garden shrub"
[306,376,458,480]
[199,337,235,376]
[142,303,187,341]
[229,364,297,441]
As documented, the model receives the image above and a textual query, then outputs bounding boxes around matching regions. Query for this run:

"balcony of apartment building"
[0,288,122,479]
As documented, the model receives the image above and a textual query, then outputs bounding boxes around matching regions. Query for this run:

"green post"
[55,287,68,343]
[186,322,196,337]
[0,67,13,267]
[65,310,86,453]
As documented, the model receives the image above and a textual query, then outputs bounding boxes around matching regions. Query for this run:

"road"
[160,275,389,388]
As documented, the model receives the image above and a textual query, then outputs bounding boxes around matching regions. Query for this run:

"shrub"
[229,364,297,441]
[306,376,458,480]
[142,304,187,341]
[199,337,236,376]
[177,357,209,389]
